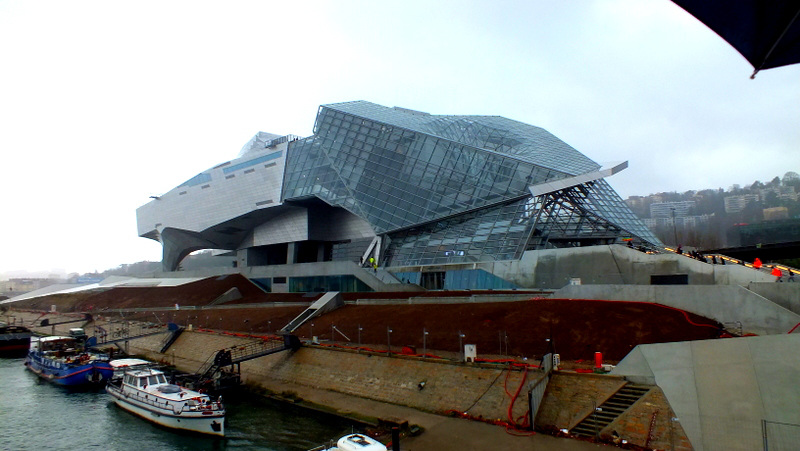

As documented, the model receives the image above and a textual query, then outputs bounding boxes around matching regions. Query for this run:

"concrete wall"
[127,330,534,423]
[127,328,699,449]
[553,284,800,336]
[605,386,694,451]
[10,308,699,450]
[536,372,693,451]
[484,245,775,290]
[747,282,800,316]
[130,244,779,293]
[156,261,405,292]
[611,334,800,451]
[536,372,627,430]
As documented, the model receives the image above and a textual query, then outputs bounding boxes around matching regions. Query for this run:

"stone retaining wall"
[11,310,694,449]
[130,330,533,422]
[536,372,693,450]
[605,387,693,451]
[535,371,627,430]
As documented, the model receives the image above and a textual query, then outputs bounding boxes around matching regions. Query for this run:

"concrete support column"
[287,242,297,264]
[317,243,325,262]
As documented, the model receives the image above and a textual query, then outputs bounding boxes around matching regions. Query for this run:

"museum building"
[137,101,661,292]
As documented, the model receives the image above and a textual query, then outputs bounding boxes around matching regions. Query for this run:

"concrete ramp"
[281,292,343,333]
[207,287,242,306]
[747,282,800,316]
[553,284,800,335]
[612,334,800,451]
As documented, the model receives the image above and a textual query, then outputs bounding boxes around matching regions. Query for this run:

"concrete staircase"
[570,383,651,438]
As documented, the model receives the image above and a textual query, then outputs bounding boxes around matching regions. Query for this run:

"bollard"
[595,351,603,369]
[392,427,400,451]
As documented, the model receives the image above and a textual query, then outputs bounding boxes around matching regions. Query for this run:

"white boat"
[106,364,225,436]
[314,434,388,451]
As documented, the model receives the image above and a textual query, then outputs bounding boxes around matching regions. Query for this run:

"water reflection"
[1,358,354,450]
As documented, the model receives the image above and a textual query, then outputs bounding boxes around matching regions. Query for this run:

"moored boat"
[312,434,388,451]
[24,335,113,386]
[106,365,225,436]
[0,322,32,357]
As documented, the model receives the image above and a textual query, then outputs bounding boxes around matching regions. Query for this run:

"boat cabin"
[34,336,81,356]
[124,370,168,388]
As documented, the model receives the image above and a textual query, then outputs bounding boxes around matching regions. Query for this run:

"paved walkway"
[257,379,614,451]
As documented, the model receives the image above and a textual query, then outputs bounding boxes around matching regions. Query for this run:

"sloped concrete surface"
[612,334,800,451]
[747,282,800,316]
[554,284,800,335]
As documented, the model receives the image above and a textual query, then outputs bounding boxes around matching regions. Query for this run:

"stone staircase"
[570,383,651,438]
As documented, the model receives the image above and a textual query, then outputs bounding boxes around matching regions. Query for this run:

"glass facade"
[281,101,661,268]
[289,275,373,293]
[393,269,518,290]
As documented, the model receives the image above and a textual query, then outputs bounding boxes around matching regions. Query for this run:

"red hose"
[502,364,534,435]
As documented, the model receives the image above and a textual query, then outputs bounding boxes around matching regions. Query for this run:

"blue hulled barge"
[25,335,113,386]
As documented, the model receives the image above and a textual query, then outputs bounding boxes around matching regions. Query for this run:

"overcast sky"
[1,0,798,277]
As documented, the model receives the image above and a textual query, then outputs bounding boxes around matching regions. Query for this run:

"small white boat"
[106,364,225,436]
[315,434,388,451]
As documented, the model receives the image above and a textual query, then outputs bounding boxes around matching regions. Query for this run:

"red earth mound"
[11,276,723,362]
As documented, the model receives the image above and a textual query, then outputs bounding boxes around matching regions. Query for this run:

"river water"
[0,357,355,451]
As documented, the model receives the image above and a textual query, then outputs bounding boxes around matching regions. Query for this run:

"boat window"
[148,375,159,385]
[157,374,167,384]
[139,377,147,387]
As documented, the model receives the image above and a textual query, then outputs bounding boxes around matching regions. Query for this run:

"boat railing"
[112,384,223,414]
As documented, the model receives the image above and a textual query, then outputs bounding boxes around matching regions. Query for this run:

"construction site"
[3,245,800,450]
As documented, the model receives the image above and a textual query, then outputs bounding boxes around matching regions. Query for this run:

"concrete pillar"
[287,242,297,264]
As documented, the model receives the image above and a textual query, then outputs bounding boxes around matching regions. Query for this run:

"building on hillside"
[642,215,710,229]
[724,194,760,213]
[137,101,661,291]
[760,185,797,202]
[0,278,59,295]
[649,201,696,218]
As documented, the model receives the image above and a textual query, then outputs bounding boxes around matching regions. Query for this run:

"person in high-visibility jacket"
[771,266,783,282]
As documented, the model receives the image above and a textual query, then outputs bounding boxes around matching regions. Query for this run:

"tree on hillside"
[764,191,780,208]
[783,171,800,189]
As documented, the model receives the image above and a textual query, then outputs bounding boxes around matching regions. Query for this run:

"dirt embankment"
[10,275,722,362]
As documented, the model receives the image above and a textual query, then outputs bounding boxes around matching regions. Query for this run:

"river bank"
[8,308,689,450]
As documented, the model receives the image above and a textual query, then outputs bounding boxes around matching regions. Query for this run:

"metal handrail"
[108,383,223,414]
[197,338,287,376]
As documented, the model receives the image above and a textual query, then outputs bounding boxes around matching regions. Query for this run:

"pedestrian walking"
[771,266,783,282]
